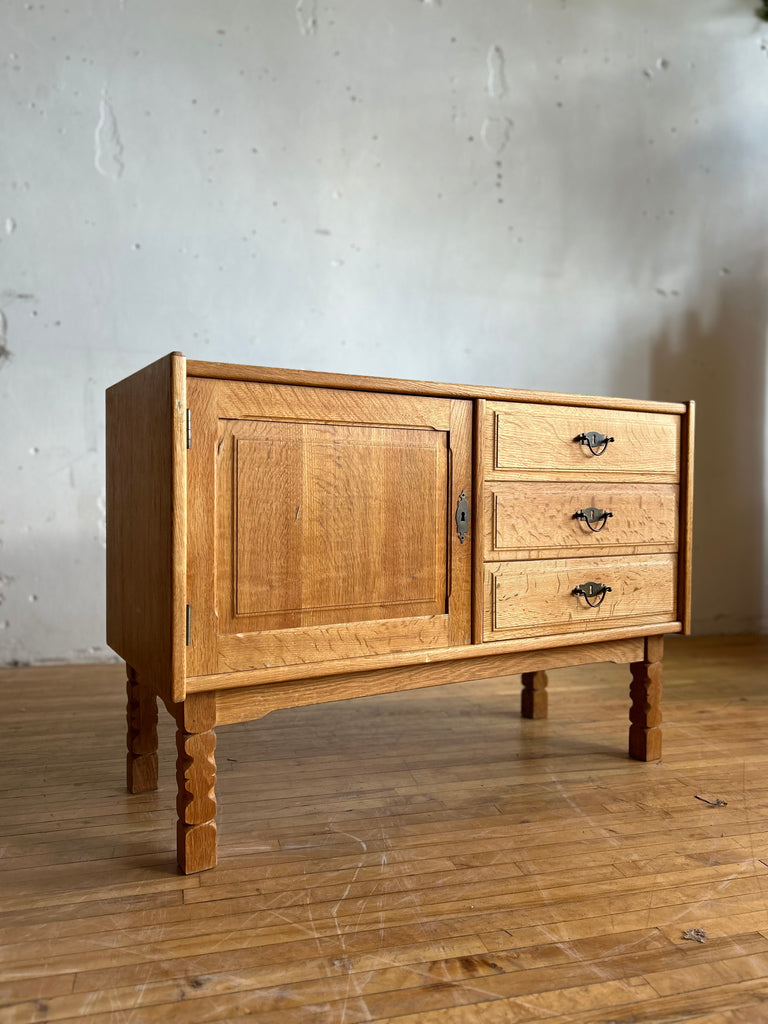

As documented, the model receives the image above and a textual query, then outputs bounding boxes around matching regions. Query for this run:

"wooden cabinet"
[107,354,694,873]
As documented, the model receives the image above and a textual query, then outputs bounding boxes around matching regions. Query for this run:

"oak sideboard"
[106,354,694,873]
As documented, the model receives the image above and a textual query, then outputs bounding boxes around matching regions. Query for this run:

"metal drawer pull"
[574,431,614,456]
[572,581,612,607]
[573,506,613,532]
[455,490,470,544]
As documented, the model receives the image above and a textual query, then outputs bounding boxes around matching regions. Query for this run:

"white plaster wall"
[1,0,767,664]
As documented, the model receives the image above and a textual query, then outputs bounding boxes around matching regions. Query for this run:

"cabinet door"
[186,378,472,677]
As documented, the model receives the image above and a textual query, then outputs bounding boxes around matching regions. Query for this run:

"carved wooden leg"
[629,636,663,762]
[176,695,217,873]
[521,671,548,719]
[126,665,158,793]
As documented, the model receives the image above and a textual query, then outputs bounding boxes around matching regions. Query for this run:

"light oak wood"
[175,726,217,873]
[186,378,472,677]
[186,358,688,414]
[107,357,694,876]
[167,690,217,734]
[472,399,486,644]
[446,399,474,647]
[486,400,681,482]
[105,352,187,704]
[680,401,696,634]
[223,421,449,630]
[185,375,219,678]
[3,637,768,1024]
[484,554,677,641]
[216,616,453,674]
[485,481,679,560]
[200,378,456,429]
[212,638,644,726]
[186,622,680,692]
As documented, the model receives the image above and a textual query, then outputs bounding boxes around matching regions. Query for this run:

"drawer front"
[486,401,680,481]
[484,554,677,641]
[485,482,679,560]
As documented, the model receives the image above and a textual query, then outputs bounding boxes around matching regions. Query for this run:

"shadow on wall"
[644,260,766,634]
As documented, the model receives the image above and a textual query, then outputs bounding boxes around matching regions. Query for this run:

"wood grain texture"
[105,352,187,703]
[521,670,548,719]
[187,623,680,693]
[213,638,645,725]
[486,401,681,482]
[186,377,472,677]
[447,398,473,647]
[126,665,158,793]
[219,421,448,631]
[185,357,688,413]
[165,690,217,734]
[176,727,217,873]
[485,554,677,641]
[2,636,767,1024]
[216,617,453,674]
[185,376,219,677]
[472,399,486,645]
[201,378,454,430]
[485,481,679,561]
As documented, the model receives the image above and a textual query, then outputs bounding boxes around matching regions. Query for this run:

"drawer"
[485,482,679,560]
[484,554,677,641]
[485,401,680,481]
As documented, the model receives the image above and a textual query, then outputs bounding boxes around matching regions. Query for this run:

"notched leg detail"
[629,637,663,762]
[126,665,158,793]
[176,728,217,873]
[521,671,548,719]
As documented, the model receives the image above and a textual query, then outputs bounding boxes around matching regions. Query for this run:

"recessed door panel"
[222,420,448,630]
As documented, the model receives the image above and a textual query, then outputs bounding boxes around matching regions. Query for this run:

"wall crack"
[94,87,125,180]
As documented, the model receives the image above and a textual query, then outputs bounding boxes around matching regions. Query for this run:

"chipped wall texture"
[1,0,767,663]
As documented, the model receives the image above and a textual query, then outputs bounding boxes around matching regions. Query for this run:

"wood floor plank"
[1,637,767,1023]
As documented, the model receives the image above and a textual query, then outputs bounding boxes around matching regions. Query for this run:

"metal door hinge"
[186,604,191,646]
[186,409,191,449]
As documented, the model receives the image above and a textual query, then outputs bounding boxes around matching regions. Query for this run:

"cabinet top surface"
[181,356,689,415]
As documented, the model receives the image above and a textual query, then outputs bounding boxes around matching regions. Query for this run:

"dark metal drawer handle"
[574,431,614,456]
[572,581,612,607]
[573,507,614,533]
[455,490,470,544]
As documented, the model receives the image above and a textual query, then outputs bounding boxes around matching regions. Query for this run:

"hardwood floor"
[1,635,767,1023]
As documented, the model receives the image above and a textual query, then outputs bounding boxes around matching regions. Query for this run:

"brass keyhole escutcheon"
[455,491,470,544]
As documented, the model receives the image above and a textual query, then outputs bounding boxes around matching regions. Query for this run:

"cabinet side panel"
[679,401,695,634]
[106,353,186,703]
